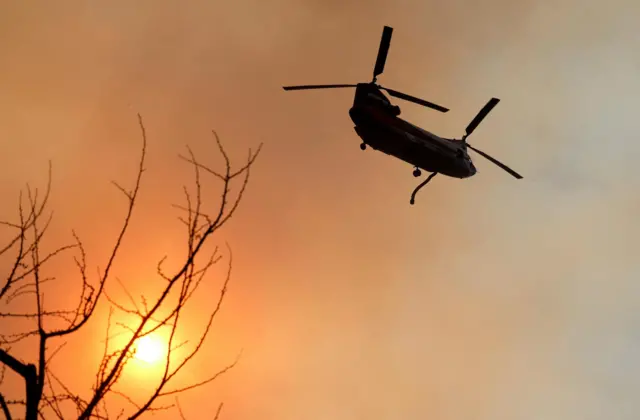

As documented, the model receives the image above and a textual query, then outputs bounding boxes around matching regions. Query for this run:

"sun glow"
[134,335,166,364]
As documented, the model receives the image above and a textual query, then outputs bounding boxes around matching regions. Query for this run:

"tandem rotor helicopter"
[283,25,523,205]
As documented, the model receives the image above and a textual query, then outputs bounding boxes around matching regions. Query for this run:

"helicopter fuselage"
[283,25,521,205]
[349,85,476,178]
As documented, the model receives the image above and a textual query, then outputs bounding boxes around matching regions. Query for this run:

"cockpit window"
[367,93,390,105]
[368,93,398,114]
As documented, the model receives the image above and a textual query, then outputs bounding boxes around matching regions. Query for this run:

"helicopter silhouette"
[283,25,523,205]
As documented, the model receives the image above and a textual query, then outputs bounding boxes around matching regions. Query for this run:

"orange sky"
[1,0,640,419]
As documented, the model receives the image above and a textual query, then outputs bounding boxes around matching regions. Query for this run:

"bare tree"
[0,115,262,420]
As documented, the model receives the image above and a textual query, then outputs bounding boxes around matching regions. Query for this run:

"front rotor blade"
[383,87,449,112]
[373,26,393,79]
[467,144,523,179]
[465,97,500,136]
[283,84,357,91]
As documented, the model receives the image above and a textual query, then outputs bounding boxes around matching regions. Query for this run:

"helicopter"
[283,25,523,205]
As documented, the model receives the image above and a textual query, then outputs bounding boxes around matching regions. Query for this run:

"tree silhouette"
[0,115,261,420]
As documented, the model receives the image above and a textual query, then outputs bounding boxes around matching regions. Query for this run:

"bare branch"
[46,115,147,340]
[0,348,30,379]
[1,119,260,420]
[0,393,12,420]
[213,402,224,420]
[1,162,52,303]
[160,354,240,397]
[175,398,186,420]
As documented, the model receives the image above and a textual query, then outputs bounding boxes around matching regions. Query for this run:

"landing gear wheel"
[360,143,367,150]
[412,168,421,177]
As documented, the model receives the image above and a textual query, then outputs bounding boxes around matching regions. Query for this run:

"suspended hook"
[409,172,438,205]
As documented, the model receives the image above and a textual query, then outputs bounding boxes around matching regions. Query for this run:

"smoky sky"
[1,0,640,419]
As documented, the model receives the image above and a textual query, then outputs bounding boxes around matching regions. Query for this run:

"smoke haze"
[1,0,639,419]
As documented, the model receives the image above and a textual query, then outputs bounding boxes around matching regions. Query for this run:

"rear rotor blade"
[373,26,393,79]
[467,144,523,179]
[382,87,449,112]
[283,84,357,91]
[465,97,500,136]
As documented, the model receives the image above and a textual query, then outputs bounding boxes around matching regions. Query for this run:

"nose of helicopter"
[468,160,477,175]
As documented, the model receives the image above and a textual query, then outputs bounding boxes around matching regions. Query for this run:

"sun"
[134,335,165,364]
